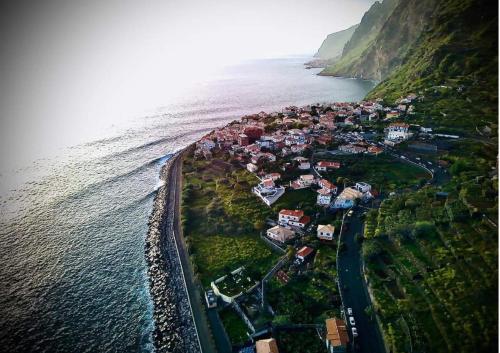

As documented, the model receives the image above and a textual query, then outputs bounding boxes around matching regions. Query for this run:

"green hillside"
[320,0,399,77]
[314,24,359,60]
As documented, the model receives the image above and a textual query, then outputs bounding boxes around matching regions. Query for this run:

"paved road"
[168,154,224,353]
[335,149,450,353]
[338,210,386,353]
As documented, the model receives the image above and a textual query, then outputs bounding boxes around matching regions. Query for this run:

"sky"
[0,0,375,169]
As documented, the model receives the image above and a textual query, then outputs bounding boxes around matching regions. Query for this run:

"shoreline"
[145,152,201,353]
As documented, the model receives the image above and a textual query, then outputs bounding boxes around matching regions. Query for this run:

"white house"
[278,209,310,228]
[246,163,258,173]
[318,179,338,194]
[294,156,310,169]
[252,179,285,206]
[197,138,216,150]
[317,224,335,241]
[316,161,341,172]
[317,189,333,206]
[296,246,314,262]
[332,187,363,209]
[266,225,295,243]
[386,123,411,141]
[290,174,316,190]
[355,182,371,193]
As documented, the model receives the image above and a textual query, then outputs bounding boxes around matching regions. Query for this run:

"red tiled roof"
[326,318,349,347]
[297,246,314,258]
[299,216,311,225]
[279,209,304,218]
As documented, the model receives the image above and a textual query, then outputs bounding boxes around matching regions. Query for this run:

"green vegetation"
[315,24,359,60]
[218,308,249,345]
[182,156,279,286]
[363,188,497,353]
[313,154,430,192]
[267,244,341,324]
[368,0,497,108]
[275,329,327,353]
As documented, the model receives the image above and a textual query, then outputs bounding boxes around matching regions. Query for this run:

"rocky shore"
[145,153,201,353]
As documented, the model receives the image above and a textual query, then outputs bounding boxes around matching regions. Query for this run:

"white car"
[347,307,353,316]
[352,327,358,337]
[349,316,355,326]
[347,210,354,216]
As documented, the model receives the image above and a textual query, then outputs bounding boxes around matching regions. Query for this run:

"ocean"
[0,57,374,353]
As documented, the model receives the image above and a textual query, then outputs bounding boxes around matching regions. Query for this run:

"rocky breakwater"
[145,153,201,353]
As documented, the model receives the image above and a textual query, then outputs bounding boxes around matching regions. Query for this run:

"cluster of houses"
[194,96,418,165]
[266,208,337,245]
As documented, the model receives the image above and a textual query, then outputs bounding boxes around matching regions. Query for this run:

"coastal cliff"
[314,24,359,61]
[318,0,497,103]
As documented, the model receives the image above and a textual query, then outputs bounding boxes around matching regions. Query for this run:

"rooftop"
[325,317,349,347]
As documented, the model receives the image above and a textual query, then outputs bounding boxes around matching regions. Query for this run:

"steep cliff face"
[314,24,359,60]
[333,0,436,80]
[342,0,399,58]
[321,0,399,76]
[320,0,497,95]
[368,0,498,99]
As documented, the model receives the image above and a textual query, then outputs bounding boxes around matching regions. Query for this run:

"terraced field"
[363,189,497,352]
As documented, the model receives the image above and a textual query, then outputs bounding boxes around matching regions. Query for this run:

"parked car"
[347,307,353,316]
[349,316,356,326]
[352,327,358,337]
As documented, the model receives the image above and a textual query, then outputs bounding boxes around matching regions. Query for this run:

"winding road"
[336,149,446,353]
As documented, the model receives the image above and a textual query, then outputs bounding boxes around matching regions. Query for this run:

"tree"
[253,220,265,231]
[362,240,383,262]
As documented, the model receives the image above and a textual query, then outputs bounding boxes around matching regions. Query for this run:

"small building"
[278,209,310,228]
[316,161,341,171]
[256,338,279,353]
[266,225,295,243]
[317,224,335,241]
[386,111,400,119]
[296,246,314,262]
[318,179,338,194]
[325,318,349,353]
[317,189,333,206]
[290,174,316,190]
[205,290,217,308]
[339,144,366,154]
[367,146,384,155]
[247,163,259,173]
[238,134,250,146]
[355,182,371,193]
[263,173,281,181]
[278,209,304,224]
[386,122,410,141]
[294,156,311,170]
[333,187,363,209]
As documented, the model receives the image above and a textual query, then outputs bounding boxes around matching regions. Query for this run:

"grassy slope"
[357,2,498,351]
[182,157,279,286]
[367,0,498,104]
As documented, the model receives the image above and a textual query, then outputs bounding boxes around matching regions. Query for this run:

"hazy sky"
[0,0,375,168]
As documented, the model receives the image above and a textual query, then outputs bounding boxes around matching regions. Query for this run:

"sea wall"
[145,153,201,353]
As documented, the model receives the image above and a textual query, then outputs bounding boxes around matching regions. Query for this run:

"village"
[186,94,444,353]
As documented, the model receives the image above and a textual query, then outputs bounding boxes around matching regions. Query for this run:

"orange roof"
[390,122,409,128]
[317,161,340,168]
[326,318,349,347]
[319,179,336,190]
[279,209,304,218]
[296,246,314,258]
[299,216,311,225]
[256,338,279,353]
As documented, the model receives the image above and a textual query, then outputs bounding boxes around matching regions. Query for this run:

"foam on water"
[0,57,374,352]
